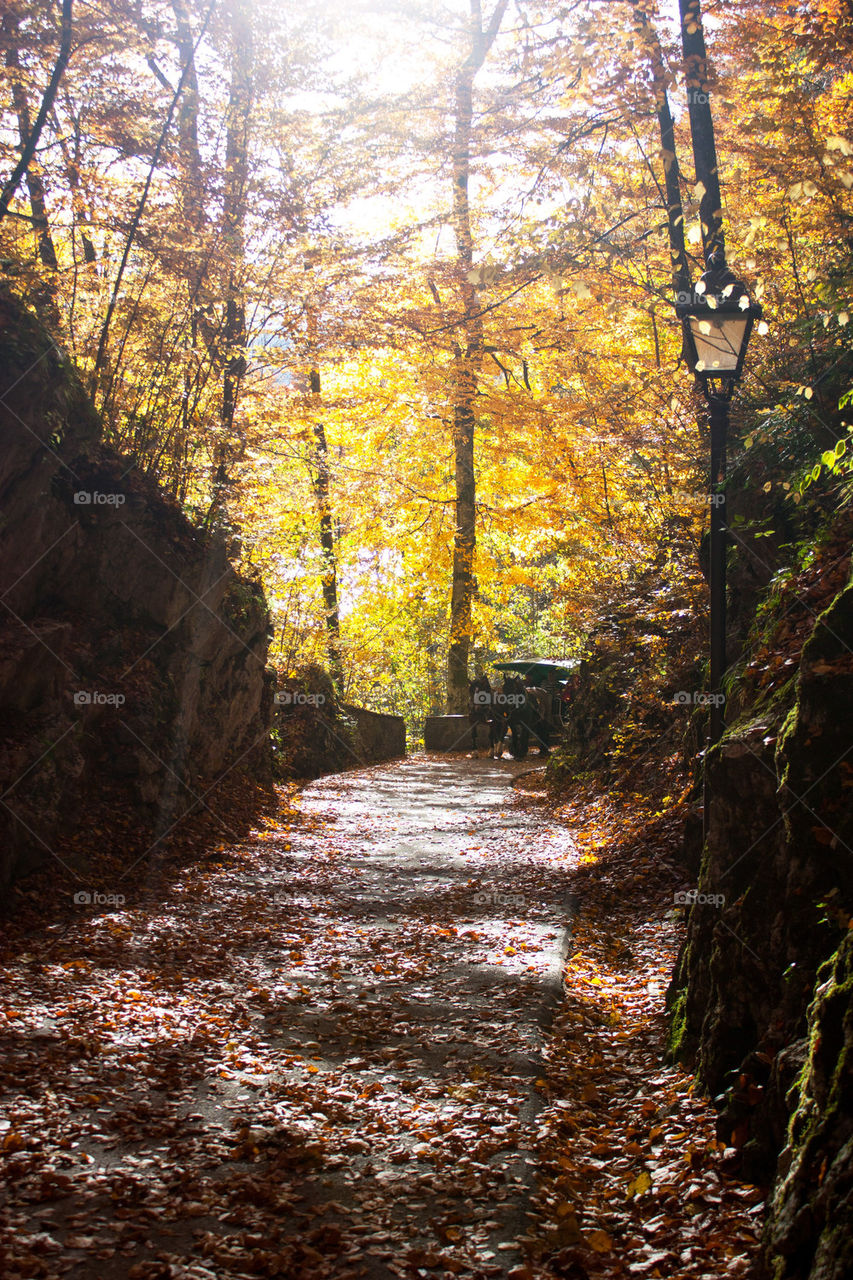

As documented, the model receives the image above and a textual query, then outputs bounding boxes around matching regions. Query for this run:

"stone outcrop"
[764,931,853,1280]
[549,474,853,1279]
[666,521,853,1278]
[342,704,406,764]
[0,292,273,893]
[271,665,406,778]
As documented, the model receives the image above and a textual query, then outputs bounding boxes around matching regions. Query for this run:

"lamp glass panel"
[689,314,749,372]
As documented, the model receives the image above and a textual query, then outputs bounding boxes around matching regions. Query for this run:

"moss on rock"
[762,933,853,1280]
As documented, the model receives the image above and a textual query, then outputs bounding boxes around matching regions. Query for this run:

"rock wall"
[424,715,487,752]
[270,666,406,778]
[342,704,406,763]
[764,932,853,1280]
[666,519,853,1279]
[549,487,853,1279]
[0,292,273,894]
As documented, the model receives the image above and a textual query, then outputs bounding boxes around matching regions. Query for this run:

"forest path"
[0,756,578,1280]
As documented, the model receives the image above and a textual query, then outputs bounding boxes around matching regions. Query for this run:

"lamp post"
[676,253,762,745]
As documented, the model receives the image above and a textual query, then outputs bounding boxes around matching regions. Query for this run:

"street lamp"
[676,252,763,745]
[676,254,763,394]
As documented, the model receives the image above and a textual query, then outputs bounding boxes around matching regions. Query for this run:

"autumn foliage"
[1,0,850,712]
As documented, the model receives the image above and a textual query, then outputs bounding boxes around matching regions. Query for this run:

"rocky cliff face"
[0,292,273,894]
[552,481,853,1280]
[765,931,853,1280]
[666,514,853,1280]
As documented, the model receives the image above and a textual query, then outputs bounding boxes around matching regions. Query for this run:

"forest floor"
[0,757,763,1280]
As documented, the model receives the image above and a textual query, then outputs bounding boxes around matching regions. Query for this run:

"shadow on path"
[0,755,578,1279]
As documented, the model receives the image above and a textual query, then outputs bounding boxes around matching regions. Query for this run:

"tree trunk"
[172,0,204,247]
[309,366,344,694]
[1,2,64,325]
[92,2,215,403]
[678,0,725,266]
[446,0,508,714]
[215,0,253,500]
[56,118,96,267]
[169,0,208,501]
[632,4,691,298]
[0,0,72,247]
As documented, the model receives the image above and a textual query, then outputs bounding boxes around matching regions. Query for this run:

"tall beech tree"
[208,0,254,518]
[445,0,509,713]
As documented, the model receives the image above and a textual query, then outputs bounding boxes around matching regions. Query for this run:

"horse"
[502,675,551,759]
[468,676,511,757]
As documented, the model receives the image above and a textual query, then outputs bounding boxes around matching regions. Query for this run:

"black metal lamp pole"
[708,393,729,745]
[677,255,761,754]
[675,1,762,751]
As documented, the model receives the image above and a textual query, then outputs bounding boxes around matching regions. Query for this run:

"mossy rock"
[762,933,853,1280]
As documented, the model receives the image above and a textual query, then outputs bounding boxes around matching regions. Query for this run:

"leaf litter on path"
[0,759,759,1279]
[523,779,762,1280]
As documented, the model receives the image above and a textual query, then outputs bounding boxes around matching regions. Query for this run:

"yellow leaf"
[627,1169,652,1197]
[587,1230,613,1253]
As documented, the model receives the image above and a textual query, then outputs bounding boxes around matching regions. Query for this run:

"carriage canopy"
[490,658,579,685]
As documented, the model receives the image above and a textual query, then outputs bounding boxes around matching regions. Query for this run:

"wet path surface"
[0,757,578,1279]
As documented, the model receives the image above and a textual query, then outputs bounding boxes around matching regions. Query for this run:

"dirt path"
[0,756,579,1279]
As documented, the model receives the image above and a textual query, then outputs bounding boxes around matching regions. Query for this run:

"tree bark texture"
[218,0,253,480]
[632,3,691,298]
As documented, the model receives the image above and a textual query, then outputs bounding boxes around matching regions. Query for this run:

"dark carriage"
[490,658,578,759]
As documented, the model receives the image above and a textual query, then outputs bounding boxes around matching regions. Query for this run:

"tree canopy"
[2,0,851,721]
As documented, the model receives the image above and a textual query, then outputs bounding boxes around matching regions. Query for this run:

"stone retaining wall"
[424,715,489,752]
[342,705,406,763]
